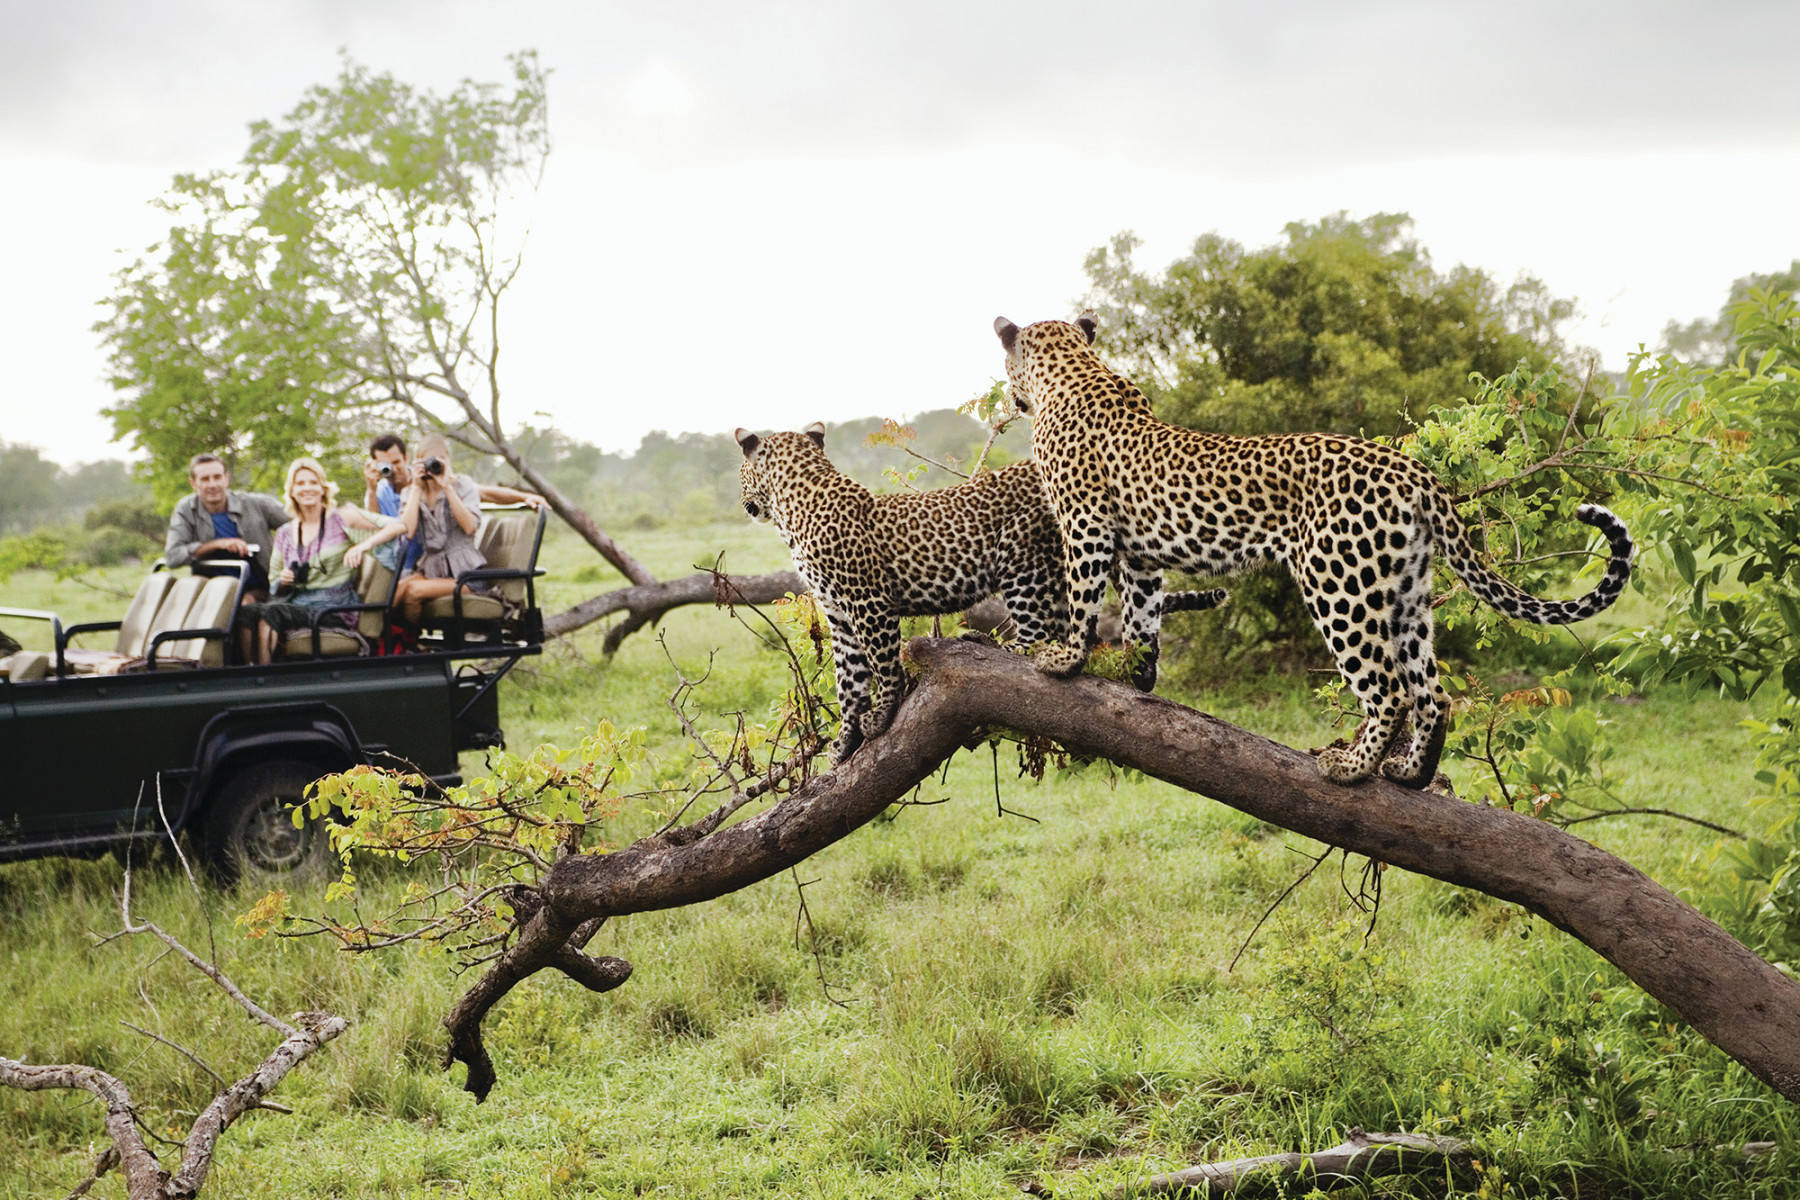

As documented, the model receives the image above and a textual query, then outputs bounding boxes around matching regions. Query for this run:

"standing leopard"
[737,424,1224,763]
[992,315,1633,788]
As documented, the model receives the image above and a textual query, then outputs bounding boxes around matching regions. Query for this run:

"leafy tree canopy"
[96,51,549,507]
[1081,212,1576,437]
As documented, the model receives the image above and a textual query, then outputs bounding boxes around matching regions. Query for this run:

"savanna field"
[4,521,1796,1199]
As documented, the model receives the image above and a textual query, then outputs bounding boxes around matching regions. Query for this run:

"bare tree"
[0,871,345,1199]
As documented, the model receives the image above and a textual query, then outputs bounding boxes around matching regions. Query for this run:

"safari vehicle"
[0,506,547,880]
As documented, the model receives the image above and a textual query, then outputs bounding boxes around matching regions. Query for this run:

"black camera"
[291,561,311,589]
[377,462,395,478]
[422,456,446,477]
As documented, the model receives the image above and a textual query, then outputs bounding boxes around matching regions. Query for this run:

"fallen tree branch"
[1116,1128,1472,1197]
[1,875,347,1197]
[440,637,1800,1106]
[544,569,805,642]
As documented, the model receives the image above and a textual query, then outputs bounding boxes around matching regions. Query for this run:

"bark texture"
[444,637,1800,1105]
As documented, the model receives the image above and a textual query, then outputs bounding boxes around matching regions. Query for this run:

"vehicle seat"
[163,575,240,666]
[0,651,50,682]
[282,546,397,658]
[417,510,542,645]
[60,571,179,674]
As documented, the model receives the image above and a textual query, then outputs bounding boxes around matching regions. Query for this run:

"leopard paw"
[1315,746,1374,785]
[1030,642,1087,678]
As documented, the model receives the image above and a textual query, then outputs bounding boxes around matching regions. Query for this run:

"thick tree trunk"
[543,569,806,642]
[442,638,1800,1105]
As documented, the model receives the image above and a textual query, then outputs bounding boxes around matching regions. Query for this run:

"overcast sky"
[4,0,1798,468]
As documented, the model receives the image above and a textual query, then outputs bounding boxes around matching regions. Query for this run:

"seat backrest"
[142,576,207,657]
[115,573,176,657]
[477,514,535,604]
[354,550,396,638]
[166,576,239,665]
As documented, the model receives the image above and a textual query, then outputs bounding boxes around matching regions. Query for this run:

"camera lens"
[424,456,445,477]
[377,463,394,478]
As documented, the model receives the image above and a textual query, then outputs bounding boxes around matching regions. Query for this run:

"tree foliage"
[1081,212,1575,438]
[96,52,550,507]
[1660,260,1800,366]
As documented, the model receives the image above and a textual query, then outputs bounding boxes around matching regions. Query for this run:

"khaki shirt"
[163,490,289,573]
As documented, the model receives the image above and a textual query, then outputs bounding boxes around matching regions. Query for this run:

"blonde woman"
[243,457,404,663]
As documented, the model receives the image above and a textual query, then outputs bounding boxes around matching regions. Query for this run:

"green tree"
[1659,259,1800,366]
[1082,212,1575,438]
[0,444,63,534]
[96,51,652,584]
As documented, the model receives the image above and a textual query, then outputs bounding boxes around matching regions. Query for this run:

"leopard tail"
[1426,491,1633,625]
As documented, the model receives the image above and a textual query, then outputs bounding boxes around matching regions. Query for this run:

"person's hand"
[520,493,546,510]
[344,544,366,571]
[221,537,249,557]
[277,566,295,589]
[362,459,382,487]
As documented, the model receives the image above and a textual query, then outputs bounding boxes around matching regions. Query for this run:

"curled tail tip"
[1576,503,1621,530]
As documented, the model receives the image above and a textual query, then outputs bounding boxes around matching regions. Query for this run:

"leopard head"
[736,423,828,524]
[993,313,1097,416]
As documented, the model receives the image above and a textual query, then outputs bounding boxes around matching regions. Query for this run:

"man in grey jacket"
[163,454,289,600]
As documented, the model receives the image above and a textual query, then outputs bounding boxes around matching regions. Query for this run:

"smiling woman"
[239,457,404,664]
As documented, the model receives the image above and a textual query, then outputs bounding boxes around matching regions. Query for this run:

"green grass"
[2,544,1796,1197]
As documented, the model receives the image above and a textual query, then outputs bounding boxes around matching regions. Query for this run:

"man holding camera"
[363,433,547,520]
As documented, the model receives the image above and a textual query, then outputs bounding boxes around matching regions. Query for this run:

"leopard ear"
[734,428,761,459]
[994,317,1020,352]
[1076,311,1098,345]
[803,422,827,450]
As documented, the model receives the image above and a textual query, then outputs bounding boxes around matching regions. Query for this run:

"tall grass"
[1,547,1794,1195]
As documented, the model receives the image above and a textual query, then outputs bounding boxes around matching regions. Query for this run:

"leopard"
[737,423,1224,763]
[992,314,1634,788]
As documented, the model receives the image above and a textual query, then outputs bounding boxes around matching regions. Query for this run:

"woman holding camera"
[244,457,405,663]
[392,434,491,630]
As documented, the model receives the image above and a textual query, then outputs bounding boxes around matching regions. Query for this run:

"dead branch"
[1115,1128,1472,1197]
[1,879,346,1197]
[437,638,1800,1106]
[544,569,805,643]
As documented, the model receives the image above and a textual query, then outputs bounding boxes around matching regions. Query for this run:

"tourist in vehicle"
[391,435,494,631]
[363,432,547,521]
[163,454,289,601]
[243,457,405,664]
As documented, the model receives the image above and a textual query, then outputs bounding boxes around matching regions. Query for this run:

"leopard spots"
[994,316,1633,788]
[737,425,1222,764]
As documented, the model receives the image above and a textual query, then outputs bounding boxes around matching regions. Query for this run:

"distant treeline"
[1,407,1026,552]
[489,409,1032,531]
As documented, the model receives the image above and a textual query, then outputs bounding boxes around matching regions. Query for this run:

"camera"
[377,462,395,478]
[422,456,446,477]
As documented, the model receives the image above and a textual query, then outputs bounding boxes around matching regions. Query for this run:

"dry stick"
[789,869,851,1009]
[435,638,1800,1105]
[1116,1128,1473,1198]
[1229,845,1333,972]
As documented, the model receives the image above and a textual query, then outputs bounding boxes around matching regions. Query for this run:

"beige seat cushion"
[420,591,506,623]
[166,575,240,665]
[2,651,50,681]
[283,627,368,658]
[116,573,176,657]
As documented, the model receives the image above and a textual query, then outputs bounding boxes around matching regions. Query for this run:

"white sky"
[3,0,1798,468]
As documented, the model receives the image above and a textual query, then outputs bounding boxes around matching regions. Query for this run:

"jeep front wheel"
[204,759,333,884]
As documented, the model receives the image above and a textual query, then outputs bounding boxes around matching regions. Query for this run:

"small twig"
[61,1146,119,1199]
[120,1021,227,1089]
[1552,807,1747,839]
[1230,844,1333,972]
[790,869,851,1009]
